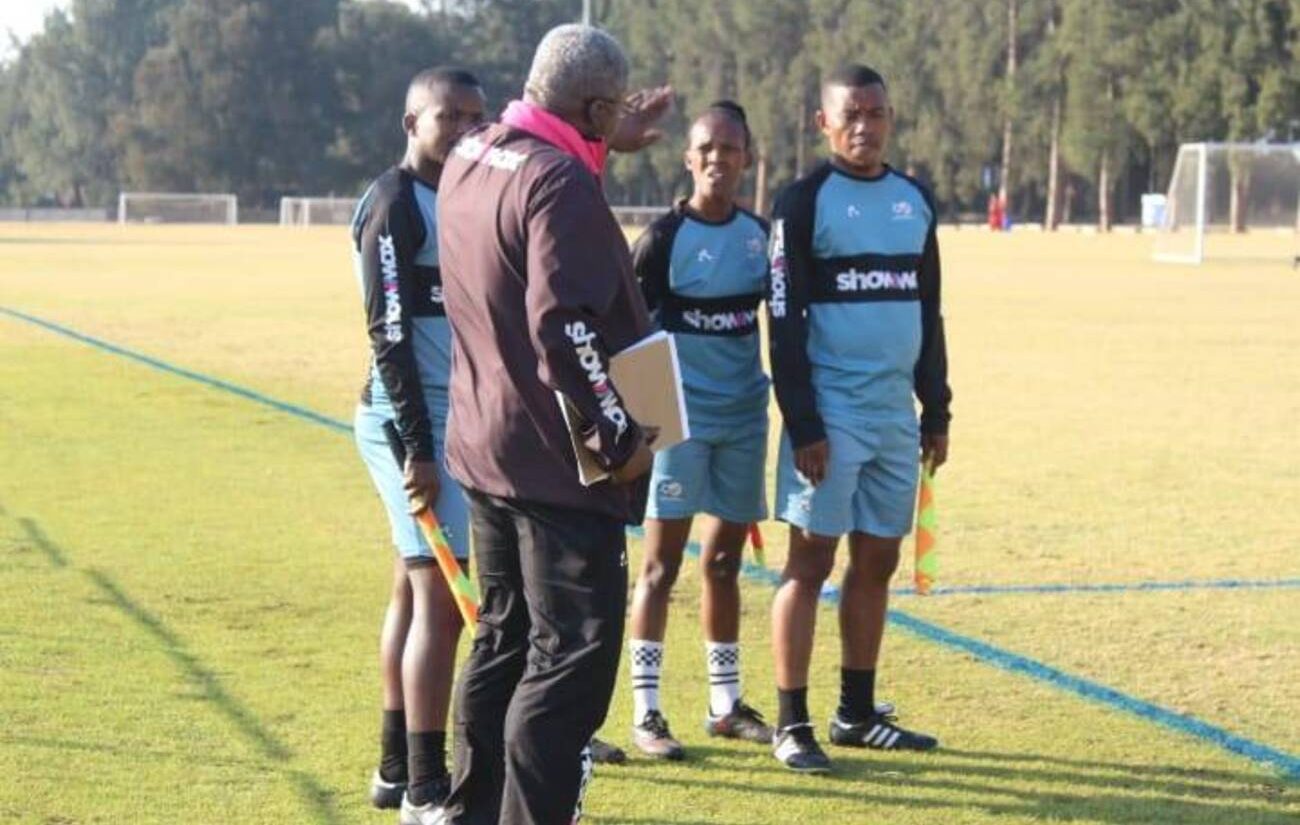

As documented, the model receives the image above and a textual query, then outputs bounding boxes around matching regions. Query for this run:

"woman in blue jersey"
[625,101,773,759]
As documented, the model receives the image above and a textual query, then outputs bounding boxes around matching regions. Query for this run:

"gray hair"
[524,24,628,113]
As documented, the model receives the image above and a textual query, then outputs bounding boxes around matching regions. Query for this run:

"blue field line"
[826,577,1300,599]
[0,306,353,434]
[6,304,1299,779]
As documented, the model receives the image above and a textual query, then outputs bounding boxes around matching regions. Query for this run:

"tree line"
[1,0,1296,227]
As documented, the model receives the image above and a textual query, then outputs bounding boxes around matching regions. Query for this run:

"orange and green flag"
[412,508,480,628]
[914,459,938,595]
[748,523,766,568]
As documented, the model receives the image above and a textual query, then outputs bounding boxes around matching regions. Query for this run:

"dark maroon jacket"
[437,122,651,521]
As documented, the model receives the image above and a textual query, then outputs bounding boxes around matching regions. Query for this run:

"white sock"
[706,642,742,716]
[629,639,664,724]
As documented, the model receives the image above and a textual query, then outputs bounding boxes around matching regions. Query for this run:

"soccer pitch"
[1,223,1296,824]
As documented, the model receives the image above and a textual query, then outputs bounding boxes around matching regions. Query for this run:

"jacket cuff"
[920,408,951,436]
[786,416,827,450]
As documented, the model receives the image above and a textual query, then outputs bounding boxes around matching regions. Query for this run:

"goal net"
[1153,142,1299,264]
[118,192,237,225]
[279,196,358,227]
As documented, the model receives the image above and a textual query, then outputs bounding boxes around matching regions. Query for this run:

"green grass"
[1,224,1297,823]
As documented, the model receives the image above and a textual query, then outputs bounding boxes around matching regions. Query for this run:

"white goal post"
[279,196,358,227]
[1153,142,1299,264]
[118,192,237,225]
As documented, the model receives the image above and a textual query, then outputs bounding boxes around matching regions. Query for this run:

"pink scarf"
[500,100,608,179]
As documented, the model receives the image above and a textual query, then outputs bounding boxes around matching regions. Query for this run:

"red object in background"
[987,194,1004,231]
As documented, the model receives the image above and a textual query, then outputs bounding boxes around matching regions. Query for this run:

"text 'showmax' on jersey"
[631,202,771,428]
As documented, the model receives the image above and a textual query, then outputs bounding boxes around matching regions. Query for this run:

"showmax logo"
[378,234,403,342]
[564,321,629,438]
[768,219,788,318]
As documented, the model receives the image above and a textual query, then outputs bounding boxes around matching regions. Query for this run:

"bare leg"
[403,564,465,732]
[840,532,901,670]
[380,556,412,711]
[771,528,837,690]
[697,517,748,644]
[628,518,692,641]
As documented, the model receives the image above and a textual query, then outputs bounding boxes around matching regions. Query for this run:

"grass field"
[1,222,1297,824]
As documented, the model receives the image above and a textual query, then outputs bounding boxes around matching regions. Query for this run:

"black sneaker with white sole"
[772,723,832,773]
[398,775,452,825]
[369,769,407,810]
[589,736,627,764]
[828,712,938,751]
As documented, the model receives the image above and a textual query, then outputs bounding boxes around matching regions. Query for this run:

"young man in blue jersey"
[625,102,774,760]
[766,65,951,773]
[351,67,485,821]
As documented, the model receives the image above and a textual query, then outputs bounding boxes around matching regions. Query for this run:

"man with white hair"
[434,24,671,825]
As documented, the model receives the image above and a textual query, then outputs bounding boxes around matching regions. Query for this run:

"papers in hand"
[556,330,690,486]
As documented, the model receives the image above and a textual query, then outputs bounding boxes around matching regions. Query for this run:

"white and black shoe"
[398,776,451,825]
[369,769,406,810]
[828,711,938,751]
[772,723,832,774]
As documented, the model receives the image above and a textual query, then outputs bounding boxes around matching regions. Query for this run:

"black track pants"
[444,490,627,825]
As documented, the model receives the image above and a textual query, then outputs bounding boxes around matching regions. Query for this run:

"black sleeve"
[914,209,952,435]
[525,168,643,472]
[630,211,678,314]
[356,181,434,461]
[767,182,825,449]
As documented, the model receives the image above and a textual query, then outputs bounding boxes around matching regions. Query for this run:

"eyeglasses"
[585,96,631,117]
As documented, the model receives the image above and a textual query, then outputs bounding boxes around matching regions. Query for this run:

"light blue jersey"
[632,203,771,523]
[633,204,770,428]
[353,167,452,427]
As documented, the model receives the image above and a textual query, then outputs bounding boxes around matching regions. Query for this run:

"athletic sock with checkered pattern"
[629,639,664,725]
[706,642,742,716]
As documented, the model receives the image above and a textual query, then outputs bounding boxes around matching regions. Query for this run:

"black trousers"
[444,490,627,825]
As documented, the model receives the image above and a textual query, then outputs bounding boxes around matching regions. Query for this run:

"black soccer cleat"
[369,769,407,810]
[588,736,627,765]
[772,723,832,773]
[706,699,775,744]
[828,712,939,751]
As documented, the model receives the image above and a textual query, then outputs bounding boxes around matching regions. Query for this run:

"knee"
[849,544,900,587]
[414,575,466,634]
[639,553,682,595]
[391,567,413,606]
[701,547,741,583]
[783,544,835,586]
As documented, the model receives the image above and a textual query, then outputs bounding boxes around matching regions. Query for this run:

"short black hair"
[406,66,482,114]
[696,99,752,148]
[410,66,481,93]
[823,64,887,93]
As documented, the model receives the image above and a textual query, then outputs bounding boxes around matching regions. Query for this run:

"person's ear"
[402,111,418,138]
[815,109,830,137]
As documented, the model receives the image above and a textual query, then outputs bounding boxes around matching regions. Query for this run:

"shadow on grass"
[13,514,342,825]
[598,747,1294,825]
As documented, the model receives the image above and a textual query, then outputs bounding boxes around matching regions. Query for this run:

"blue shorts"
[353,402,470,562]
[646,417,768,524]
[775,418,919,539]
